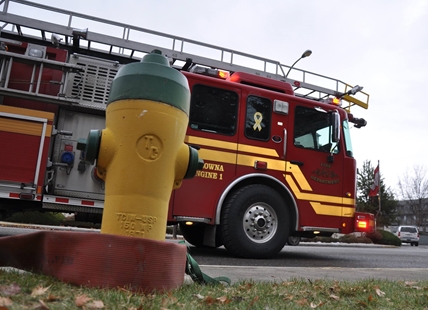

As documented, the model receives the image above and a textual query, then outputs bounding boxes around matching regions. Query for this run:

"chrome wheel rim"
[243,202,277,243]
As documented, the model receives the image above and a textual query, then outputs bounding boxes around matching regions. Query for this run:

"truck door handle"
[290,160,304,167]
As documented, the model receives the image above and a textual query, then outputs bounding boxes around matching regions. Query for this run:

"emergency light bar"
[190,66,229,79]
[323,97,342,107]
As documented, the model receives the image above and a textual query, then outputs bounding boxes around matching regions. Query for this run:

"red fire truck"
[0,0,374,258]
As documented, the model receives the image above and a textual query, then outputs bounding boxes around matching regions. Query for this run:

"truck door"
[286,104,344,229]
[0,105,53,200]
[170,81,241,222]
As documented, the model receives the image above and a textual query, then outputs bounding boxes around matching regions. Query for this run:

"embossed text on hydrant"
[116,212,157,237]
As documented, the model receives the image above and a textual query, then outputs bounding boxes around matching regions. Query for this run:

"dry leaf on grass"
[330,294,340,300]
[0,283,21,296]
[0,297,13,307]
[310,301,324,308]
[75,294,92,307]
[405,281,418,286]
[248,296,259,308]
[161,295,178,307]
[216,296,231,304]
[31,285,51,297]
[296,298,308,306]
[203,296,216,305]
[192,294,204,300]
[38,299,50,310]
[375,288,385,297]
[86,300,105,309]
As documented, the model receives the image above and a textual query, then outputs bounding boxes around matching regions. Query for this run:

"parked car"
[396,226,419,246]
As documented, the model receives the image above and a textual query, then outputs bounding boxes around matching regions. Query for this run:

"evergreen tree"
[356,160,398,227]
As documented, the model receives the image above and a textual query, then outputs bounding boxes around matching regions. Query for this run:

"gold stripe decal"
[186,135,355,219]
[310,202,355,218]
[285,162,312,191]
[0,118,52,137]
[186,136,237,151]
[185,135,279,157]
[199,149,236,164]
[238,144,279,157]
[286,174,355,206]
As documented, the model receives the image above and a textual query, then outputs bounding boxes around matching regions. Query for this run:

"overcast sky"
[12,0,428,196]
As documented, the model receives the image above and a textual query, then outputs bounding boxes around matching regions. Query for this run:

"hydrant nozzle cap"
[141,49,169,67]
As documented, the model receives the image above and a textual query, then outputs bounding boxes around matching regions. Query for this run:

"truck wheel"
[179,223,223,248]
[221,184,289,258]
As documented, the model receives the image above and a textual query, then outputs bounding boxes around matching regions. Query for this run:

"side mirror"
[331,110,340,143]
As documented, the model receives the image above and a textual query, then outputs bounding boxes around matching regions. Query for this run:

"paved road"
[2,223,428,283]
[189,244,428,282]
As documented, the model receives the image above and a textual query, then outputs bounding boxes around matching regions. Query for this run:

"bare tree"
[398,165,428,229]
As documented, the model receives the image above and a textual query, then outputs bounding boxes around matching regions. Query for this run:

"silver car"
[396,226,419,246]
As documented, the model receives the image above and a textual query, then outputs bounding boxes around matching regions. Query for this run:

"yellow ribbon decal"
[253,112,263,131]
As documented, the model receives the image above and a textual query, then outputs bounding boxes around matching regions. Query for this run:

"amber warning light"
[190,66,229,79]
[323,97,342,107]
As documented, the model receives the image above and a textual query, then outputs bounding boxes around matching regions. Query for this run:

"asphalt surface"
[2,222,428,283]
[193,243,428,283]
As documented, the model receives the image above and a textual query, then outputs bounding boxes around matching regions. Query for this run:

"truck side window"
[245,95,271,141]
[294,106,339,154]
[189,84,238,135]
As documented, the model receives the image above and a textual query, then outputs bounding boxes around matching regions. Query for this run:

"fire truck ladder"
[0,0,369,112]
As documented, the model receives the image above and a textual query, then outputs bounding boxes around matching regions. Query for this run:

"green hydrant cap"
[107,49,190,114]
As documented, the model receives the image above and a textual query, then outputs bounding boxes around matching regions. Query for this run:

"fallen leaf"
[330,294,340,300]
[46,294,60,302]
[0,297,13,307]
[38,299,50,310]
[375,288,385,297]
[368,295,373,302]
[296,298,308,306]
[75,294,92,307]
[86,300,104,309]
[161,295,178,307]
[203,296,215,305]
[0,283,21,296]
[216,296,231,304]
[281,281,295,286]
[192,294,204,300]
[31,285,50,297]
[405,281,418,286]
[248,296,259,308]
[239,282,253,290]
[283,294,293,301]
[310,301,324,308]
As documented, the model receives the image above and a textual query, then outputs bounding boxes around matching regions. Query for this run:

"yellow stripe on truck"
[186,135,355,218]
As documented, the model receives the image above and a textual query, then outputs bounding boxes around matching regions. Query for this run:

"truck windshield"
[343,119,353,157]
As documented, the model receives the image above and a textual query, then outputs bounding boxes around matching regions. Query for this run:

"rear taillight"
[354,212,375,233]
[398,232,400,237]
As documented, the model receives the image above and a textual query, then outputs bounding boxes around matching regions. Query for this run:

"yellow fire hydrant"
[78,50,202,240]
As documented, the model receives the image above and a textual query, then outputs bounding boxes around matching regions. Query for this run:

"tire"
[220,184,289,258]
[287,236,301,246]
[415,242,419,247]
[179,223,223,248]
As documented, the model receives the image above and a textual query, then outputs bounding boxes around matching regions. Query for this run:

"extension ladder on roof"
[0,0,369,111]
